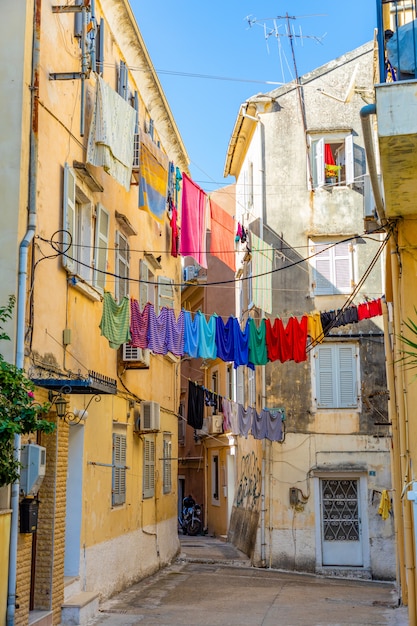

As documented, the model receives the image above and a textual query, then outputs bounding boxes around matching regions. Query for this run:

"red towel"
[209,199,236,271]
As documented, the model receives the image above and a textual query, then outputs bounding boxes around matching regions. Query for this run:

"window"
[139,260,156,309]
[211,371,218,395]
[63,164,109,291]
[211,453,220,504]
[143,435,155,499]
[226,364,234,401]
[236,366,245,406]
[309,134,354,188]
[117,60,129,100]
[115,231,129,302]
[112,433,126,506]
[310,239,353,296]
[163,433,172,494]
[313,343,358,409]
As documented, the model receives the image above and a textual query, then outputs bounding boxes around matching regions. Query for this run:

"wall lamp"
[48,389,101,424]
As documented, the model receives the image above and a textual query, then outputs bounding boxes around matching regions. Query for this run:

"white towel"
[87,74,136,190]
[251,233,273,314]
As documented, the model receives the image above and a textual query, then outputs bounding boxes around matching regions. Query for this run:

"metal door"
[320,478,363,566]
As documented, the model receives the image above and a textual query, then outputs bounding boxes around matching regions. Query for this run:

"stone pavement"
[87,535,409,626]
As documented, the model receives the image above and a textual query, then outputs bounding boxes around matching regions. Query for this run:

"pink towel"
[180,173,207,268]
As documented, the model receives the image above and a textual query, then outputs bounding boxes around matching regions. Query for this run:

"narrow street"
[86,535,409,626]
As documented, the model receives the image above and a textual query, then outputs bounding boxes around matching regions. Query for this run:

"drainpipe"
[360,104,387,226]
[391,246,416,621]
[7,2,41,624]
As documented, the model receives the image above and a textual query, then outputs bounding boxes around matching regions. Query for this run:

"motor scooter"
[179,496,202,536]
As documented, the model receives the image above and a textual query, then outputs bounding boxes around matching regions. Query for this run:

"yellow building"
[0,1,188,625]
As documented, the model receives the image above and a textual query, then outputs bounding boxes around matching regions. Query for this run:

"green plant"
[397,309,417,372]
[325,164,341,179]
[0,295,54,487]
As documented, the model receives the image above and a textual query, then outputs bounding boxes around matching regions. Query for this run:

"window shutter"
[133,90,139,133]
[338,345,357,407]
[93,203,109,292]
[143,436,155,499]
[163,435,172,494]
[236,366,244,405]
[315,138,325,188]
[316,346,336,408]
[112,433,126,506]
[313,244,333,295]
[115,231,129,302]
[62,163,76,274]
[118,61,128,100]
[157,276,174,312]
[334,242,352,293]
[345,134,354,185]
[96,18,105,75]
[139,260,149,309]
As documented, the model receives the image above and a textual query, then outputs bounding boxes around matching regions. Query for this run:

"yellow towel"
[378,489,391,520]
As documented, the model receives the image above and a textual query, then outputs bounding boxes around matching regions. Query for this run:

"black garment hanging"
[187,380,205,429]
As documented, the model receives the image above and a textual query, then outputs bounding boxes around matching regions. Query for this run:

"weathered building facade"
[224,42,395,580]
[0,1,188,625]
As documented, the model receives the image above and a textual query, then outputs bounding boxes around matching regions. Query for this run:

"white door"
[320,478,363,566]
[64,424,84,576]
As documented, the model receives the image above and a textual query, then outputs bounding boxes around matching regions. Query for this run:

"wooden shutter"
[338,345,357,407]
[315,138,325,188]
[334,242,352,293]
[93,203,109,292]
[115,231,129,301]
[313,243,333,295]
[316,345,336,408]
[163,435,172,494]
[158,276,174,312]
[345,134,354,185]
[62,163,76,273]
[143,436,155,499]
[112,433,126,506]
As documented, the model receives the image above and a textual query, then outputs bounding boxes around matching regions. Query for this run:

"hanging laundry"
[378,489,392,521]
[180,173,207,268]
[222,397,232,432]
[130,299,151,348]
[209,199,236,271]
[237,404,254,438]
[229,401,240,435]
[183,310,200,358]
[291,315,308,363]
[233,319,251,368]
[187,380,205,429]
[307,311,324,346]
[265,317,307,363]
[215,316,235,362]
[248,318,268,365]
[264,408,283,442]
[368,298,383,317]
[138,132,169,223]
[167,161,175,198]
[320,310,338,333]
[147,306,170,354]
[169,199,179,258]
[165,309,185,356]
[197,312,217,360]
[99,292,131,349]
[251,408,267,440]
[250,232,274,314]
[87,75,136,191]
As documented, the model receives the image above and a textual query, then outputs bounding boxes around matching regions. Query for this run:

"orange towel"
[209,199,236,272]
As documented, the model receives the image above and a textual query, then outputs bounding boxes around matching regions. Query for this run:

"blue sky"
[130,1,376,192]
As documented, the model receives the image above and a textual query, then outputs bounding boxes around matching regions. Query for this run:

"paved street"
[88,536,409,626]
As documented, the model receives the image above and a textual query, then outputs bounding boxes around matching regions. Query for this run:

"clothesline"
[99,292,384,369]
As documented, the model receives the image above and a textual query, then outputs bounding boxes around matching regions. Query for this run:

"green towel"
[99,292,131,349]
[248,318,268,365]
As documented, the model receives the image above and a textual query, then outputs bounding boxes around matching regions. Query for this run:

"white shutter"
[115,231,129,302]
[236,366,245,405]
[313,244,333,295]
[334,242,352,293]
[93,203,109,292]
[62,163,76,273]
[315,138,325,188]
[338,345,357,407]
[316,346,336,408]
[345,134,354,185]
[143,436,155,499]
[158,276,174,312]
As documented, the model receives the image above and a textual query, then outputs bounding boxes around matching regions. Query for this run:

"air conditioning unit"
[140,401,160,431]
[132,133,140,171]
[122,343,150,368]
[210,415,223,435]
[20,444,46,497]
[184,265,198,282]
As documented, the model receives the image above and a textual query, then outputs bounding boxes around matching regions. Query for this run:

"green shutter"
[112,433,126,506]
[139,260,149,310]
[62,163,76,274]
[93,203,109,292]
[143,436,155,499]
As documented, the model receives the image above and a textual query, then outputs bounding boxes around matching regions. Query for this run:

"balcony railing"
[377,0,417,83]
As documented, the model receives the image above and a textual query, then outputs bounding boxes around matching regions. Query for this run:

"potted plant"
[325,164,341,183]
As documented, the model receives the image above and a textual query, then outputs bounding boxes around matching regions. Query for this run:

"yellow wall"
[0,511,11,626]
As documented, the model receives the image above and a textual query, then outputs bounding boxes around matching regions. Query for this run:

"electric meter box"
[20,443,46,497]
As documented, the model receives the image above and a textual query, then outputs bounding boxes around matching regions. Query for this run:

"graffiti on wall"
[235,451,261,511]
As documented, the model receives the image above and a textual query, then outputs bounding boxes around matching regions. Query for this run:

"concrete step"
[64,576,81,602]
[61,591,100,626]
[29,610,53,626]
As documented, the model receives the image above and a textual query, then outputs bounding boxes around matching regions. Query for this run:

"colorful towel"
[99,292,131,349]
[139,132,169,223]
[209,199,236,271]
[180,173,207,268]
